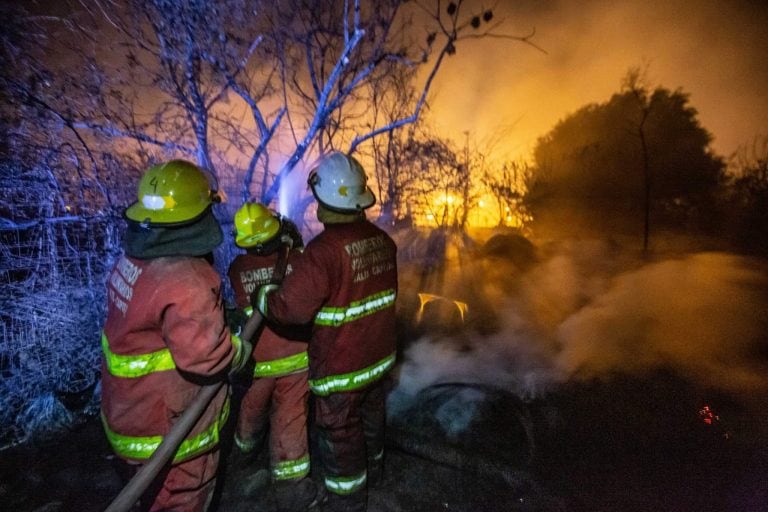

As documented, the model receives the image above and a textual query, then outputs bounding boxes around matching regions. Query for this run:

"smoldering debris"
[384,237,768,511]
[393,238,768,436]
[388,237,768,464]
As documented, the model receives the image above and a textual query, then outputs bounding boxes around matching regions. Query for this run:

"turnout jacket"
[259,219,398,395]
[101,255,234,463]
[228,250,309,378]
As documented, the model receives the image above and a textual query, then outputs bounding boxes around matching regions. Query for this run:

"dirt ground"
[2,368,767,512]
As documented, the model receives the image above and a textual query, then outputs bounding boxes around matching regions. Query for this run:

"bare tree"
[397,130,463,227]
[5,0,542,220]
[482,159,531,227]
[622,66,655,253]
[724,135,768,254]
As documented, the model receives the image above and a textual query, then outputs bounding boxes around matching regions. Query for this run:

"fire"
[698,404,718,425]
[412,191,530,228]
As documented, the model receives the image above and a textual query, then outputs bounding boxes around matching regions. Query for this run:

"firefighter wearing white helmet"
[307,151,376,212]
[254,151,398,512]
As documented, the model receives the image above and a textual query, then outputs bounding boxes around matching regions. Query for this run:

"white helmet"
[307,152,376,212]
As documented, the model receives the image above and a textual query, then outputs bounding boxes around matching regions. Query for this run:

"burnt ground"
[1,368,767,512]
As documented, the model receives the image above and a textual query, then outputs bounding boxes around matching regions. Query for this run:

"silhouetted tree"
[622,67,654,252]
[398,128,464,227]
[526,73,725,244]
[721,136,768,255]
[482,159,531,228]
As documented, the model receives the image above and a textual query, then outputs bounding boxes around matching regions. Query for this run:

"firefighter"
[253,152,398,511]
[101,160,251,511]
[227,202,317,511]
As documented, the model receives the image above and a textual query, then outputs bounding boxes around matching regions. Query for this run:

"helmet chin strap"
[250,232,284,255]
[316,203,364,224]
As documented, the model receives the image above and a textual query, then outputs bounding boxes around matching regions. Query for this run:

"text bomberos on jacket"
[238,264,294,294]
[108,256,143,316]
[345,234,395,283]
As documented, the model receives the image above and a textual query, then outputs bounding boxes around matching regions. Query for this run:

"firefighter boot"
[321,490,366,512]
[273,477,320,512]
[231,428,267,468]
[367,455,384,489]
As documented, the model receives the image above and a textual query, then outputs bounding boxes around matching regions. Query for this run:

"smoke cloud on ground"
[556,251,768,391]
[394,238,768,409]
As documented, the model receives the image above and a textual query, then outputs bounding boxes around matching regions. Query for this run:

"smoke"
[394,238,768,407]
[557,251,768,391]
[428,0,768,160]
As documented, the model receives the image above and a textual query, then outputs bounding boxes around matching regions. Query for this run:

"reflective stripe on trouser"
[101,399,230,463]
[254,351,308,378]
[325,470,367,495]
[234,433,259,453]
[273,454,310,480]
[309,352,395,396]
[315,381,386,496]
[237,370,310,481]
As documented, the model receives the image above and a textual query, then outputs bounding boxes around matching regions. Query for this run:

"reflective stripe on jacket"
[255,351,309,378]
[100,255,233,463]
[101,399,230,463]
[309,352,395,395]
[229,332,309,378]
[314,289,396,327]
[262,220,398,390]
[102,332,175,377]
[227,250,310,376]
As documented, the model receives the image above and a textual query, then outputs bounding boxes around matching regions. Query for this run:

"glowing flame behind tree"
[399,132,465,228]
[375,125,533,228]
[481,159,533,229]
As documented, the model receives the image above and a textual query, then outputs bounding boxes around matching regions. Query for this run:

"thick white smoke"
[395,239,768,402]
[556,252,768,392]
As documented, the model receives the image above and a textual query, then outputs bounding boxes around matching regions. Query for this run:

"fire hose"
[105,242,291,512]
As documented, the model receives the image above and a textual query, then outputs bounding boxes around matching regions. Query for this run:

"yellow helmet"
[125,160,216,225]
[233,202,280,248]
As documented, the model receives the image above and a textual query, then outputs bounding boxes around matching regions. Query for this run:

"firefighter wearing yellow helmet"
[233,202,280,246]
[233,202,304,253]
[125,159,218,225]
[102,160,250,511]
[227,203,315,510]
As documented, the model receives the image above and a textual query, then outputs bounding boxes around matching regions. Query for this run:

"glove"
[225,306,249,333]
[229,332,254,377]
[280,219,304,250]
[250,283,279,317]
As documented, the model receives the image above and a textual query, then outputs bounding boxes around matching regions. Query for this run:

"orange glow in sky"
[424,0,768,162]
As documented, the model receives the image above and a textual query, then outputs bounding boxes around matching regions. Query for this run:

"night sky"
[426,0,768,161]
